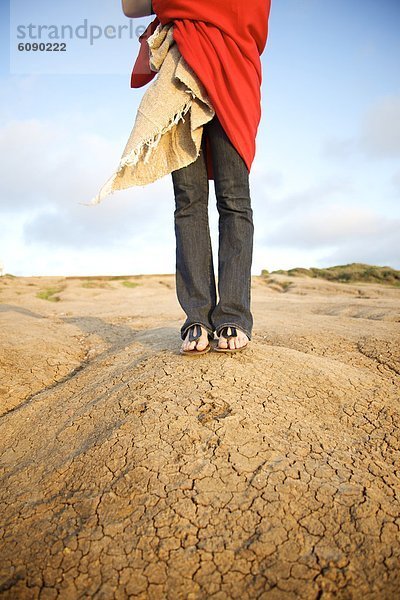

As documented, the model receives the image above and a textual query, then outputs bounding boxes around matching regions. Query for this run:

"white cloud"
[0,116,176,248]
[250,163,285,190]
[0,117,123,211]
[391,168,400,194]
[321,136,357,159]
[359,94,400,158]
[1,111,398,276]
[251,177,355,236]
[321,95,400,159]
[321,228,400,269]
[0,115,177,273]
[321,94,400,161]
[4,237,176,277]
[22,184,175,250]
[256,202,400,268]
[0,75,40,124]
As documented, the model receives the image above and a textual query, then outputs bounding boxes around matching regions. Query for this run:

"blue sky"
[0,0,399,276]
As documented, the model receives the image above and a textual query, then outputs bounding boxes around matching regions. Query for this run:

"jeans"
[171,113,254,341]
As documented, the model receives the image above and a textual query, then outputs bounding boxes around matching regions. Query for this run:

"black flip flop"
[180,324,213,355]
[214,326,248,353]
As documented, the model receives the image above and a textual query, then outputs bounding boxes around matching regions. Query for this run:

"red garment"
[130,0,272,180]
[130,17,161,88]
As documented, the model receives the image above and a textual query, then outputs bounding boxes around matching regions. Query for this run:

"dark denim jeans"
[171,113,254,341]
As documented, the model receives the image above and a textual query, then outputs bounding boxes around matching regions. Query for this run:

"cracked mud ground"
[1,274,399,599]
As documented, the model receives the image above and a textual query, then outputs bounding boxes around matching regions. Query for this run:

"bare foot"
[181,326,210,353]
[217,327,249,350]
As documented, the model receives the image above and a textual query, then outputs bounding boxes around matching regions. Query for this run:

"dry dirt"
[0,273,399,599]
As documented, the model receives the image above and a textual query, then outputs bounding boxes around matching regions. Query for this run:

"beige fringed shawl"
[86,22,215,206]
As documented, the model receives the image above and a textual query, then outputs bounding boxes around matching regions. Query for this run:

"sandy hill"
[0,271,399,599]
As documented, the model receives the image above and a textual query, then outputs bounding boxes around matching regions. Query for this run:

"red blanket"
[131,0,272,180]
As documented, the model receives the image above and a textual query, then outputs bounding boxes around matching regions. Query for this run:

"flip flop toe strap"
[220,326,237,339]
[188,324,202,342]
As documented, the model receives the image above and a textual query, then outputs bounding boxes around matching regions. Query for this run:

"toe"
[237,332,249,348]
[198,327,210,350]
[182,336,195,351]
[182,327,210,352]
[216,327,249,350]
[196,337,208,350]
[217,336,228,348]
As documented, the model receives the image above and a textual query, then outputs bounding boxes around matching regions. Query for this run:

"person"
[122,0,270,355]
[171,113,253,355]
